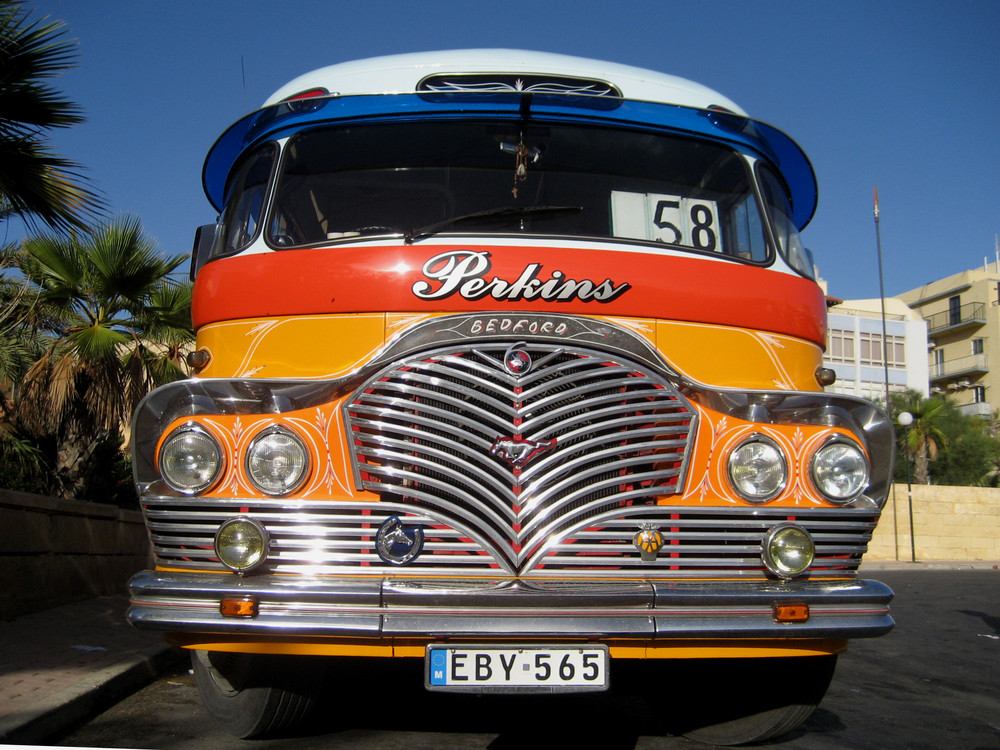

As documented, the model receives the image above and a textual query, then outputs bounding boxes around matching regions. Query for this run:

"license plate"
[425,645,609,693]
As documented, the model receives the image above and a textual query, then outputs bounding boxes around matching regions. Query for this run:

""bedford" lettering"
[469,318,569,335]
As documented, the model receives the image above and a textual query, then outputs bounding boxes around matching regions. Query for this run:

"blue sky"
[12,0,1000,300]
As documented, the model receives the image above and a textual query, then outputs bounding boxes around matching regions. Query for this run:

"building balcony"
[929,353,988,382]
[924,302,986,334]
[956,401,993,418]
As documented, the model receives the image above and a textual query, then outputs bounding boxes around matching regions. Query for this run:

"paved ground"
[0,563,996,746]
[0,595,181,744]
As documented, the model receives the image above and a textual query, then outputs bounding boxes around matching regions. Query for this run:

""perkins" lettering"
[411,250,630,304]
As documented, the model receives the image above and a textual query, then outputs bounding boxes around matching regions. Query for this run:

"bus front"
[128,50,894,745]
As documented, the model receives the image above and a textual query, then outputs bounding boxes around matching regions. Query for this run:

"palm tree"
[0,240,45,386]
[14,216,192,499]
[894,391,948,485]
[0,1,103,231]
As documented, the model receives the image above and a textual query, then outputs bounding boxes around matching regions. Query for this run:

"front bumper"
[128,570,893,641]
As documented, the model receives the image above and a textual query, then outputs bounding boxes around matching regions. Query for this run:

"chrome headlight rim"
[809,435,871,505]
[157,422,224,495]
[244,424,310,496]
[762,523,815,579]
[214,516,270,573]
[727,434,788,504]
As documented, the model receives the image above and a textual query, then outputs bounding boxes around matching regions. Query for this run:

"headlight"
[762,524,815,579]
[811,439,870,504]
[728,436,787,503]
[215,517,269,572]
[159,424,223,494]
[245,426,309,495]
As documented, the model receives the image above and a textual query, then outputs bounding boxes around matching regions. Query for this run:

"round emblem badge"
[633,525,664,562]
[376,516,424,565]
[503,343,532,375]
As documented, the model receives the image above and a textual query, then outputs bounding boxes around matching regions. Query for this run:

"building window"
[887,335,905,367]
[858,332,906,368]
[949,295,961,326]
[859,332,881,366]
[931,348,944,379]
[827,329,856,363]
[972,338,985,355]
[973,386,987,403]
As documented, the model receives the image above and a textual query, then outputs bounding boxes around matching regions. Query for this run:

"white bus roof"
[264,49,748,115]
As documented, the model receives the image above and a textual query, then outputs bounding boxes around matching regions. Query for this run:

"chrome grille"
[140,497,877,578]
[343,342,696,572]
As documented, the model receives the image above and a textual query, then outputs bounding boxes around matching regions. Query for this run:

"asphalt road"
[53,569,1000,749]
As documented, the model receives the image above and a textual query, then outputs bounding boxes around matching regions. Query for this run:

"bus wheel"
[191,650,325,739]
[660,655,837,746]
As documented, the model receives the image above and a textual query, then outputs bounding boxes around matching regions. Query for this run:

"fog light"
[762,524,815,579]
[215,517,269,573]
[159,424,223,494]
[811,439,870,504]
[728,436,787,503]
[245,426,309,495]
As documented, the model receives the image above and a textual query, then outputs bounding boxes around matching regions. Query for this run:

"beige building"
[899,266,1000,418]
[824,297,928,404]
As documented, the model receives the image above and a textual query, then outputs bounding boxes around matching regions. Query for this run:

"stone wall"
[0,489,151,619]
[867,483,1000,562]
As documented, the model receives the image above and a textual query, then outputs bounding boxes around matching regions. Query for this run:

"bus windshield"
[254,120,772,261]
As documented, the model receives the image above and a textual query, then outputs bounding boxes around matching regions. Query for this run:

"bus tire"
[661,654,837,746]
[191,650,324,739]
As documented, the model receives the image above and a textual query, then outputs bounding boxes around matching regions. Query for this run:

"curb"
[0,643,184,744]
[860,561,1000,572]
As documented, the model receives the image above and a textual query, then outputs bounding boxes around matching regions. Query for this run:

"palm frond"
[0,1,104,231]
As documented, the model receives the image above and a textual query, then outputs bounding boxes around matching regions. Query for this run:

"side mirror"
[191,224,219,281]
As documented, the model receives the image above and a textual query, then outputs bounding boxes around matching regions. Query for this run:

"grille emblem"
[490,436,557,467]
[376,516,424,565]
[345,338,697,573]
[503,343,533,375]
[634,525,665,562]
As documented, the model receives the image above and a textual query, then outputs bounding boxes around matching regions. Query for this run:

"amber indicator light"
[773,603,810,623]
[220,597,259,618]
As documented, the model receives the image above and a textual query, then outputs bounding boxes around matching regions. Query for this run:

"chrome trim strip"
[128,570,893,640]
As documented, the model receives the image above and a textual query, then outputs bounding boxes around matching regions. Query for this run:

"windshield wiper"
[404,205,582,244]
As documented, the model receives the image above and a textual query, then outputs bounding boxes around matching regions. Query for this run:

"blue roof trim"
[203,93,817,230]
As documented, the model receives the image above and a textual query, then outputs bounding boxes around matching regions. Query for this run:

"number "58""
[653,199,717,251]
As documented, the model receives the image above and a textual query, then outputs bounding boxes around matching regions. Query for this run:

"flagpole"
[874,186,891,408]
[876,187,904,560]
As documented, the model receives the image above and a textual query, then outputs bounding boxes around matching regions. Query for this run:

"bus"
[128,50,895,745]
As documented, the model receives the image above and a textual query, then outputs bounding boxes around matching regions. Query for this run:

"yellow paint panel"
[195,312,822,391]
[656,320,823,390]
[196,314,386,379]
[169,636,393,657]
[612,639,847,659]
[166,635,845,659]
[385,312,438,336]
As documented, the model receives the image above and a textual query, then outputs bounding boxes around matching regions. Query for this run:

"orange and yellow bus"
[128,50,894,744]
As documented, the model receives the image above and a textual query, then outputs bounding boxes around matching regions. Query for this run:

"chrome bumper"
[128,570,894,640]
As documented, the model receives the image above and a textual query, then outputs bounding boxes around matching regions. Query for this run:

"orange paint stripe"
[193,244,826,345]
